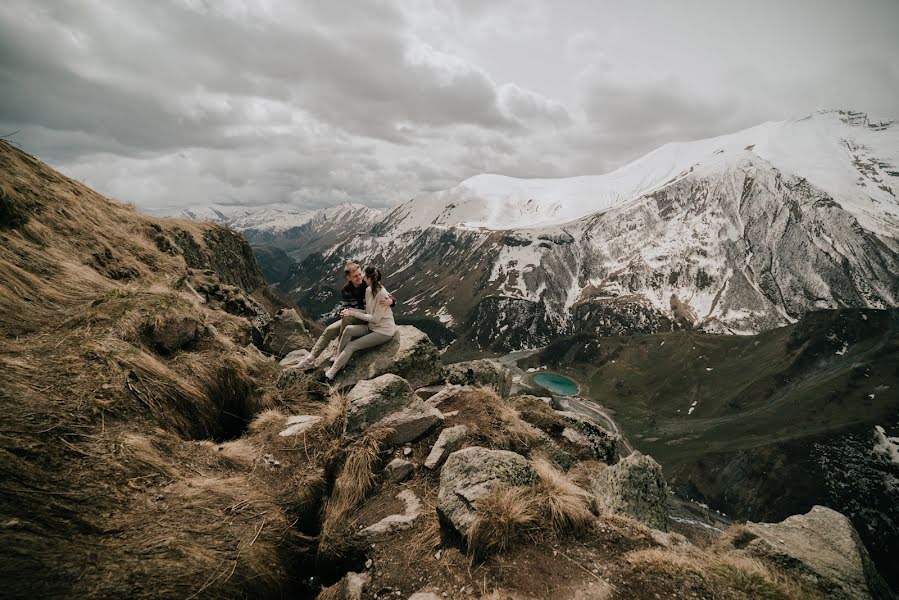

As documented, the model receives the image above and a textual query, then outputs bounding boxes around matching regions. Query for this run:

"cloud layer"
[1,0,897,214]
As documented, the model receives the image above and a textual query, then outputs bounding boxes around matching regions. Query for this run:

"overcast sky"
[2,0,897,215]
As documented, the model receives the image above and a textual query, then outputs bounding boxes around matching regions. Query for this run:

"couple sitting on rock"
[296,261,396,383]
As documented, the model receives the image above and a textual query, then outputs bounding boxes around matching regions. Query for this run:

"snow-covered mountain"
[179,202,383,260]
[286,110,899,352]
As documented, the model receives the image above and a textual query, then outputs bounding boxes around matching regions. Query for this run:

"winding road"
[497,349,635,456]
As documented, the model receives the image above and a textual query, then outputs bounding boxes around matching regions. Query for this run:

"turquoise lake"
[532,373,578,396]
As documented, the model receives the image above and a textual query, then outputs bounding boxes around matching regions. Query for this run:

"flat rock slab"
[743,505,891,600]
[344,374,443,444]
[317,325,444,390]
[278,415,322,437]
[422,384,466,407]
[424,425,469,470]
[437,447,537,538]
[359,490,422,537]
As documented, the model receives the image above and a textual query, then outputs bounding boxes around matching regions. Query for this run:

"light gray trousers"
[309,315,362,358]
[332,324,393,372]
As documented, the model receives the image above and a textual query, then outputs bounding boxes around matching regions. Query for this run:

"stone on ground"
[424,425,469,470]
[740,505,891,600]
[384,458,415,483]
[589,452,668,531]
[437,447,538,537]
[444,359,512,397]
[359,490,422,537]
[344,374,443,445]
[278,415,321,437]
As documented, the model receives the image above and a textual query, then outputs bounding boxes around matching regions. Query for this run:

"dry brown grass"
[508,395,567,433]
[532,457,595,532]
[624,546,815,600]
[467,486,540,562]
[472,387,542,454]
[0,141,324,598]
[715,523,760,550]
[318,426,392,555]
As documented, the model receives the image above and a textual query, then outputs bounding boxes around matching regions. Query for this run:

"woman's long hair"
[364,264,382,296]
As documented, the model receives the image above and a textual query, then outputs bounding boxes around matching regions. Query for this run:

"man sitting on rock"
[294,261,395,370]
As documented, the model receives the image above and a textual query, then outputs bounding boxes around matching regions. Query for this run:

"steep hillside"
[0,140,319,598]
[521,308,899,589]
[286,111,899,352]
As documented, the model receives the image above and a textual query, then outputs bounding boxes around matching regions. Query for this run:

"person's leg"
[310,320,344,358]
[336,323,368,355]
[296,319,343,369]
[329,331,392,375]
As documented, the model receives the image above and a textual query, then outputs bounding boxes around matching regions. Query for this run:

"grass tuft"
[467,486,540,562]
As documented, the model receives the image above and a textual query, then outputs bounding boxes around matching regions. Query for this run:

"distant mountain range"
[178,202,382,261]
[181,110,899,353]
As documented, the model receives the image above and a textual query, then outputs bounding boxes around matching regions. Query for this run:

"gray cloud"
[1,0,897,214]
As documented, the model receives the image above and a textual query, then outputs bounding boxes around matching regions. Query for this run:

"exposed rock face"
[266,308,313,358]
[437,447,537,537]
[557,411,621,464]
[589,452,668,531]
[444,359,512,398]
[317,326,444,390]
[740,506,892,600]
[343,374,443,445]
[424,425,469,470]
[144,316,201,355]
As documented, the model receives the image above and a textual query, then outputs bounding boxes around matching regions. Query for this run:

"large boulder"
[589,452,668,531]
[444,359,512,398]
[556,411,620,464]
[317,325,444,389]
[437,447,537,537]
[344,374,443,445]
[266,308,313,358]
[738,506,891,600]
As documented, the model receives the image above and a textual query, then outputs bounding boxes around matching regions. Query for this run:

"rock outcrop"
[557,411,621,464]
[318,325,444,389]
[444,359,512,398]
[739,506,892,600]
[343,374,443,445]
[437,447,537,537]
[589,452,668,531]
[266,308,313,358]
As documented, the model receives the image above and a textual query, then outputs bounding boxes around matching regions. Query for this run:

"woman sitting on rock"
[316,264,396,383]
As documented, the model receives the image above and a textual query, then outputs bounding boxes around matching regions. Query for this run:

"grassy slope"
[527,310,899,471]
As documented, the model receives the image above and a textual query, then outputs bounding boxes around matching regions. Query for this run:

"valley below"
[516,308,899,589]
